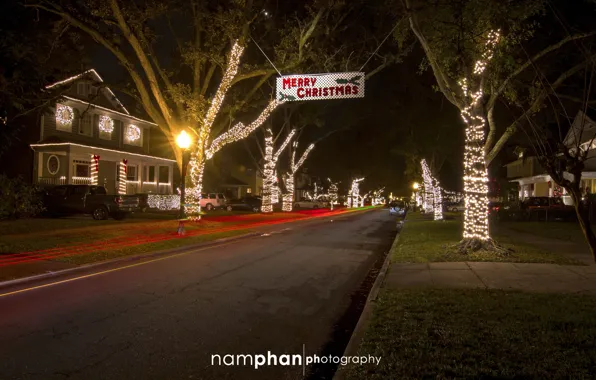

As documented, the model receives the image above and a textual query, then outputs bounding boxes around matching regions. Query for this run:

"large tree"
[400,0,596,247]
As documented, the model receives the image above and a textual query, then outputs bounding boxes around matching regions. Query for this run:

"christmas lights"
[433,180,443,221]
[91,154,99,185]
[459,30,500,241]
[421,159,434,214]
[327,179,338,210]
[99,115,114,133]
[126,124,141,142]
[118,159,127,194]
[349,178,364,208]
[261,129,275,213]
[56,104,74,127]
[281,142,315,211]
[147,194,180,210]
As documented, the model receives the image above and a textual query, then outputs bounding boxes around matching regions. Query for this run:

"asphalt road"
[0,209,396,380]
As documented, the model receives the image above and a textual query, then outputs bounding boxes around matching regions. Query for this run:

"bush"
[0,175,44,219]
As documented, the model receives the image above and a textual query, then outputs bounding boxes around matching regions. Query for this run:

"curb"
[333,216,405,380]
[0,207,378,290]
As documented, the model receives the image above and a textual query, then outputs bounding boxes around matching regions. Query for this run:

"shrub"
[0,175,44,219]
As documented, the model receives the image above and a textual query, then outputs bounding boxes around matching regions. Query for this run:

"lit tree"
[30,0,365,219]
[282,141,315,212]
[349,178,364,208]
[261,128,296,213]
[327,178,339,210]
[403,0,596,248]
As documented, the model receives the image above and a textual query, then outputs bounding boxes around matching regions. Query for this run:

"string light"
[90,154,99,185]
[99,115,114,133]
[349,178,364,208]
[147,194,180,210]
[281,142,315,211]
[327,179,338,210]
[460,30,500,241]
[118,159,127,195]
[261,129,275,213]
[56,104,74,127]
[421,159,434,214]
[126,124,141,142]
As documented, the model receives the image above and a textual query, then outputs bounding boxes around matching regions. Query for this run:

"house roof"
[564,111,596,147]
[46,69,130,114]
[30,141,176,162]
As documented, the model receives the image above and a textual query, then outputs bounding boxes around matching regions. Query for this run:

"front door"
[98,160,117,194]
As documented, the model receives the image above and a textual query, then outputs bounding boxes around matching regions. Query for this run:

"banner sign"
[276,72,365,101]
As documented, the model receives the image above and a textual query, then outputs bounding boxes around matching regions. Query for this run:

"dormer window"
[518,151,524,159]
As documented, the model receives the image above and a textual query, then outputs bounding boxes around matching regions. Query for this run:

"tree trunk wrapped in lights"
[349,178,364,208]
[433,180,443,221]
[261,128,296,213]
[327,179,338,210]
[420,159,434,214]
[281,142,315,212]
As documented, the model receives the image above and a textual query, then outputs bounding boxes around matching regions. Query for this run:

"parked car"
[293,198,328,209]
[200,193,227,211]
[43,185,139,220]
[225,196,262,212]
[446,201,465,212]
[520,196,575,221]
[389,201,406,216]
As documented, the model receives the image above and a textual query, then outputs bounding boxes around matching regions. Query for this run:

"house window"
[99,115,114,140]
[124,124,142,146]
[145,166,155,182]
[74,163,90,177]
[55,104,74,132]
[47,155,60,175]
[79,112,93,136]
[127,165,137,181]
[158,166,169,184]
[247,188,252,194]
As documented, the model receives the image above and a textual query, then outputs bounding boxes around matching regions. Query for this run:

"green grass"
[498,221,585,242]
[344,289,596,380]
[392,212,583,265]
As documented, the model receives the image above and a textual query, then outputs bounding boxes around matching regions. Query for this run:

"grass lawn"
[345,289,596,379]
[392,212,583,265]
[497,220,585,242]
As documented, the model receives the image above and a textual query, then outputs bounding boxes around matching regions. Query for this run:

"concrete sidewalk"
[385,261,596,293]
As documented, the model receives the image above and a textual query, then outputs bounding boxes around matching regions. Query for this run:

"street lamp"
[413,182,420,190]
[176,130,192,235]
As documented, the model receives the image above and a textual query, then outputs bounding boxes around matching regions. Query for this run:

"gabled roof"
[45,69,130,115]
[565,111,596,148]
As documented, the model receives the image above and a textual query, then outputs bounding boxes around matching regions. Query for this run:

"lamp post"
[412,182,420,211]
[176,130,192,235]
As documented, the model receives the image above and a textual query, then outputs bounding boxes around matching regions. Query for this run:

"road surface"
[0,209,396,380]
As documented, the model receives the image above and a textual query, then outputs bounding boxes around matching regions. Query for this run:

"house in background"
[30,69,175,195]
[505,111,596,204]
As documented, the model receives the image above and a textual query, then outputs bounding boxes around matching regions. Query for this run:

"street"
[0,209,396,380]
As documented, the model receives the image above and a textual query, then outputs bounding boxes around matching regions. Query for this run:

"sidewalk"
[385,261,596,293]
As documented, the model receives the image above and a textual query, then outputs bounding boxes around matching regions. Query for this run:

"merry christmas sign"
[276,72,365,101]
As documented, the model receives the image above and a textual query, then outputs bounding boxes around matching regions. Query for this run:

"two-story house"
[30,69,175,195]
[505,110,596,204]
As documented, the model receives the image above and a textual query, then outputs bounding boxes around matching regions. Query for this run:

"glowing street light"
[413,182,420,190]
[176,130,193,235]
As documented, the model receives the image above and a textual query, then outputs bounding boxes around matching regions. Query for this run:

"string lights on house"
[90,154,99,185]
[118,159,127,195]
[147,194,181,210]
[459,30,500,241]
[99,115,114,133]
[56,104,74,127]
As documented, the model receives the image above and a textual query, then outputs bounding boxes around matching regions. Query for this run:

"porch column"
[119,159,127,195]
[139,161,144,193]
[91,154,99,185]
[168,164,174,195]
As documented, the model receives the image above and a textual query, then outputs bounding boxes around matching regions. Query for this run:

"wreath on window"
[99,115,114,133]
[126,124,141,142]
[56,104,74,126]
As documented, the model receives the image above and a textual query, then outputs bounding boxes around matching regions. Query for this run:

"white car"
[200,193,227,211]
[293,198,328,209]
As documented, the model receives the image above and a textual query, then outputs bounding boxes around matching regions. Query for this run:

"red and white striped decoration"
[91,154,100,185]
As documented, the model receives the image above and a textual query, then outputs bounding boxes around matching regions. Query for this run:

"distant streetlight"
[413,182,420,190]
[176,130,193,235]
